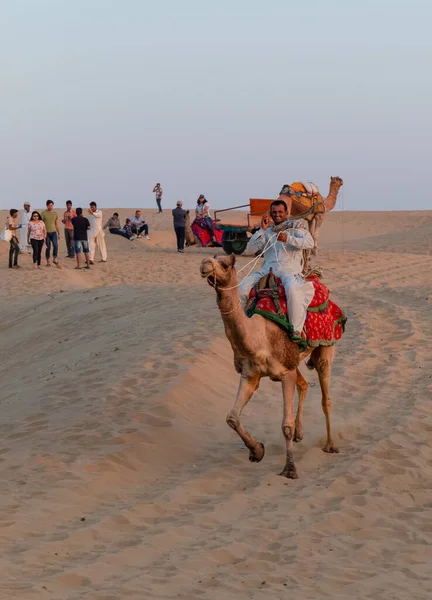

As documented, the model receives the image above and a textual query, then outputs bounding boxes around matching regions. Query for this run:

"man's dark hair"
[46,199,54,207]
[10,208,18,217]
[270,199,288,212]
[113,212,119,217]
[66,200,72,205]
[89,201,97,208]
[76,207,83,216]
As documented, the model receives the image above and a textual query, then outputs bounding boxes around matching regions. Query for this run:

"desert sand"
[0,207,431,599]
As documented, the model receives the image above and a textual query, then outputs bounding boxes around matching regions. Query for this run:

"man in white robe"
[88,202,107,263]
[239,200,315,335]
[19,202,32,253]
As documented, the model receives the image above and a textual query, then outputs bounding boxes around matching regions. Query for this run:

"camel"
[200,253,339,479]
[185,211,222,248]
[280,176,343,261]
[185,211,199,247]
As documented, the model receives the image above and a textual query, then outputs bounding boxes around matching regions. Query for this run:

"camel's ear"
[229,253,236,267]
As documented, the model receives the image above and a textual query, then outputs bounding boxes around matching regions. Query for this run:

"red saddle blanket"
[245,273,346,349]
[191,217,223,247]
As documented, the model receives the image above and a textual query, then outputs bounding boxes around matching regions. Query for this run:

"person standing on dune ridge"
[153,183,163,213]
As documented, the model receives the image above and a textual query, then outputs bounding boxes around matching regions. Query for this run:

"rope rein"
[214,232,279,292]
[213,220,312,294]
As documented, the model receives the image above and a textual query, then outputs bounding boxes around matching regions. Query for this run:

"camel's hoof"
[249,442,265,463]
[294,431,303,443]
[279,467,299,479]
[323,443,340,454]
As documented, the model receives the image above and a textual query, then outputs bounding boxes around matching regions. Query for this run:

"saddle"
[246,271,346,350]
[279,182,325,216]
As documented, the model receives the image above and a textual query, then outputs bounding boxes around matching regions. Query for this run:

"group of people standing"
[6,200,108,269]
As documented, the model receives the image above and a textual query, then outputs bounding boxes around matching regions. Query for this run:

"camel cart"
[214,198,274,255]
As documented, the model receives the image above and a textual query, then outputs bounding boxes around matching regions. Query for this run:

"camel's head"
[331,176,344,188]
[200,254,236,288]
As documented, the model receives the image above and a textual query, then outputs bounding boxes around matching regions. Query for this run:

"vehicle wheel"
[231,239,248,255]
[222,232,233,255]
[222,232,248,255]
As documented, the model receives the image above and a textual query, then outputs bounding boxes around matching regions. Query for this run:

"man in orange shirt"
[62,200,76,259]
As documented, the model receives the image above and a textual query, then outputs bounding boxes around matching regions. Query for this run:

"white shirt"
[196,203,211,218]
[89,209,104,236]
[246,219,314,275]
[130,216,145,225]
[21,209,31,229]
[20,209,31,248]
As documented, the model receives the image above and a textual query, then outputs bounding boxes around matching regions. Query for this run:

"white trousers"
[19,226,31,252]
[239,269,314,333]
[89,231,107,262]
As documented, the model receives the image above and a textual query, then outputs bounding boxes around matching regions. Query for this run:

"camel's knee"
[226,412,239,431]
[281,423,295,441]
[296,380,308,395]
[316,358,331,377]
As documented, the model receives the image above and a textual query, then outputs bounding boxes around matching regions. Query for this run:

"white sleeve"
[284,225,314,250]
[246,229,267,254]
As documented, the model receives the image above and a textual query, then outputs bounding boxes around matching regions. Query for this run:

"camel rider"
[239,199,315,335]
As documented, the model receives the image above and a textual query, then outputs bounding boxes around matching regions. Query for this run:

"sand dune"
[0,208,431,599]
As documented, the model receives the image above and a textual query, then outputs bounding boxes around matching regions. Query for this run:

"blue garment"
[45,231,58,260]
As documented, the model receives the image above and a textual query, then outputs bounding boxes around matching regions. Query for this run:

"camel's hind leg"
[294,368,308,443]
[280,369,299,479]
[311,346,339,453]
[226,374,265,463]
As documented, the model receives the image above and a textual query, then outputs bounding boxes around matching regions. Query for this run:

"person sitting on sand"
[71,207,91,270]
[130,210,150,239]
[103,213,131,239]
[195,195,216,243]
[122,218,136,240]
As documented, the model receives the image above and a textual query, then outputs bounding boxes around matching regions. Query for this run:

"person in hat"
[19,201,32,253]
[172,201,188,252]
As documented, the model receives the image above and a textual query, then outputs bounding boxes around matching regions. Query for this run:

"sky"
[1,0,431,210]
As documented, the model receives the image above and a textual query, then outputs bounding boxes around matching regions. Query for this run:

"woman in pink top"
[27,211,47,269]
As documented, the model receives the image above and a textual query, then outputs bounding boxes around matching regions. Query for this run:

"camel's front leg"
[280,370,299,479]
[226,374,264,463]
